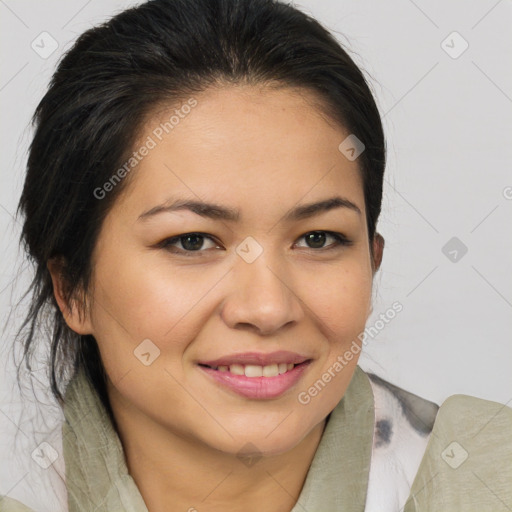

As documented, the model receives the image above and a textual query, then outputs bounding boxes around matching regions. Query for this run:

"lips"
[197,351,313,399]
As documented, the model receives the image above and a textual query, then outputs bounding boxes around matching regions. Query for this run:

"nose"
[220,250,304,336]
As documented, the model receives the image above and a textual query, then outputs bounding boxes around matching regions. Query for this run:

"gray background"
[1,0,511,509]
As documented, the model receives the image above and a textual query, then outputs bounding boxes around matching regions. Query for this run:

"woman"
[2,0,510,510]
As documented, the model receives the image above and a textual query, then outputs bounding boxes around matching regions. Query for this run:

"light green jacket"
[2,366,511,511]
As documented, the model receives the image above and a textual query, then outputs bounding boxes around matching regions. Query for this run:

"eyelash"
[157,231,353,257]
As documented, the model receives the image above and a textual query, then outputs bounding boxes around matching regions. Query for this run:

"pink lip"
[198,350,309,367]
[198,360,312,399]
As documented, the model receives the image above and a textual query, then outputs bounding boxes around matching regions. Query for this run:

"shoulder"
[404,393,512,511]
[0,496,35,512]
[435,392,512,432]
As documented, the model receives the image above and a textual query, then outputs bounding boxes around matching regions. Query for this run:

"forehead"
[113,84,365,221]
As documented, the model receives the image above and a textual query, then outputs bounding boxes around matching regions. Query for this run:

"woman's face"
[69,85,382,456]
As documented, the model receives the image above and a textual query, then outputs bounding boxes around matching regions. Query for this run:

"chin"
[200,418,318,460]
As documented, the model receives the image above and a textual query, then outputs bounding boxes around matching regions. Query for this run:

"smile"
[197,353,312,400]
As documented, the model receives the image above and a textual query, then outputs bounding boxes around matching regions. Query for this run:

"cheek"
[92,250,210,335]
[292,264,372,417]
[300,258,373,342]
[88,248,232,380]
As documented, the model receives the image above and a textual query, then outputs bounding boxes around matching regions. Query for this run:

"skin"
[49,84,384,512]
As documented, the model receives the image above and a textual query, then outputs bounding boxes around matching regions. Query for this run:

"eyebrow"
[138,195,361,222]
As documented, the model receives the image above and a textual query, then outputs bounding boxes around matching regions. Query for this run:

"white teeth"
[230,364,245,375]
[222,363,297,377]
[262,364,279,377]
[244,365,263,377]
[207,362,300,377]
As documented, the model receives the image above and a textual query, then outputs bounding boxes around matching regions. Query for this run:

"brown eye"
[296,231,352,251]
[159,233,219,256]
[179,234,205,251]
[304,231,327,248]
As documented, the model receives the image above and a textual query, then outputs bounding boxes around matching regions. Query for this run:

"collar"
[62,365,374,511]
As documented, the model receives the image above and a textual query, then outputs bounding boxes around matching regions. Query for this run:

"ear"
[371,233,384,274]
[47,258,94,335]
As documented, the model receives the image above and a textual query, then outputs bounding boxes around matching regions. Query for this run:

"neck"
[108,387,326,512]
